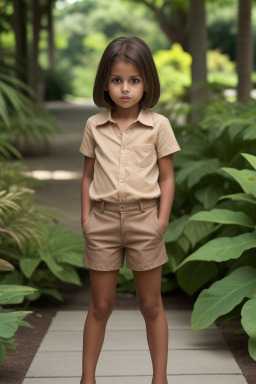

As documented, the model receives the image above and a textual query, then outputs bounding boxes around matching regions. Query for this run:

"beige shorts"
[81,198,168,271]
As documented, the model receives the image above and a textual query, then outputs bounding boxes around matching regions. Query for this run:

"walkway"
[23,309,245,384]
[21,102,247,384]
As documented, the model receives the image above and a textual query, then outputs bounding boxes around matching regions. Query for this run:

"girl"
[79,36,180,384]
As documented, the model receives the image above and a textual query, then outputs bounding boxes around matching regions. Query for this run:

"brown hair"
[93,36,160,109]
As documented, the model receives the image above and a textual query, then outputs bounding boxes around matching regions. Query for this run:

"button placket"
[118,130,128,202]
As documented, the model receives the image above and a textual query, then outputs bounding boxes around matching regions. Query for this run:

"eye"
[131,78,139,84]
[112,78,121,84]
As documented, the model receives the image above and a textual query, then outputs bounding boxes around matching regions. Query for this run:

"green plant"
[175,153,256,360]
[0,284,37,363]
[0,69,60,155]
[154,43,191,104]
[0,184,85,304]
[162,102,256,293]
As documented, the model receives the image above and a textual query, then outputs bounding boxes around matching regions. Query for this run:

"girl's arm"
[157,154,175,233]
[81,156,95,226]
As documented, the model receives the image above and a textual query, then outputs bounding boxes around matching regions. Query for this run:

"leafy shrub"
[0,69,60,156]
[154,44,191,103]
[163,101,256,291]
[175,153,256,360]
[207,49,237,88]
[0,284,37,364]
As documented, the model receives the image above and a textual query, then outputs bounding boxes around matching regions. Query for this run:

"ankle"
[80,381,96,384]
[80,376,96,384]
[152,377,168,384]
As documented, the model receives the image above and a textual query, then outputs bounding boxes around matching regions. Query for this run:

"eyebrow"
[110,74,141,77]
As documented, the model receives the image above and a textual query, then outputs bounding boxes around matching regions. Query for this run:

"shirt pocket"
[131,144,155,168]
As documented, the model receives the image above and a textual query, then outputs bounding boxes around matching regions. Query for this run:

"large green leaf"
[243,125,256,141]
[0,311,32,338]
[19,258,42,278]
[176,230,256,270]
[166,242,186,272]
[242,153,256,170]
[241,297,256,361]
[176,261,218,295]
[164,215,189,243]
[241,298,256,337]
[0,341,6,364]
[39,287,63,301]
[191,266,256,331]
[222,168,256,198]
[248,338,256,361]
[195,184,223,210]
[0,285,37,305]
[219,193,256,205]
[176,159,219,188]
[190,209,254,228]
[183,221,219,248]
[177,234,190,253]
[55,251,84,268]
[227,120,252,140]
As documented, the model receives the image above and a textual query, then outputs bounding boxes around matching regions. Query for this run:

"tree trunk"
[46,0,55,70]
[237,0,252,103]
[189,0,209,122]
[140,0,189,52]
[13,0,28,84]
[30,0,41,100]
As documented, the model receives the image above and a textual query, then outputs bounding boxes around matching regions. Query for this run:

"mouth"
[120,97,131,100]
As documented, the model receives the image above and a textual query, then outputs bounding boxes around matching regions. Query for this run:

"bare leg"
[80,269,119,384]
[133,266,168,384]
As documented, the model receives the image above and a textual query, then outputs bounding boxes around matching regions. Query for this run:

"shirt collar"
[96,108,153,128]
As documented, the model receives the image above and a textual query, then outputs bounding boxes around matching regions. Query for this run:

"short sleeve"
[156,117,181,159]
[79,119,96,158]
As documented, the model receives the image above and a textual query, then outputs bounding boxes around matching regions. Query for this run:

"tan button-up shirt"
[79,108,180,203]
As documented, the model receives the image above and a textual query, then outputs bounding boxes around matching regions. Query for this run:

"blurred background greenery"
[1,0,255,103]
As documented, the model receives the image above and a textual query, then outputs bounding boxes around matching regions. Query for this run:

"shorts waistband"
[92,198,158,213]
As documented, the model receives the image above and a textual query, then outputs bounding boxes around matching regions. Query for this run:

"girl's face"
[106,61,145,112]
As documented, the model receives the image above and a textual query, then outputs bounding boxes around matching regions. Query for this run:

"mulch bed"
[1,271,255,384]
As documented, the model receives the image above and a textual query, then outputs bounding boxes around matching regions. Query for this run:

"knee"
[139,299,162,321]
[92,300,114,321]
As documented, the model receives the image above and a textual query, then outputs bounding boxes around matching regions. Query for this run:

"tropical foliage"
[156,101,256,360]
[0,70,86,363]
[0,284,37,364]
[176,153,256,360]
[0,66,60,154]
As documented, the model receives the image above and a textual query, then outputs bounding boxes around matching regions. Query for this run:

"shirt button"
[122,146,125,150]
[120,163,125,167]
[125,130,130,134]
[118,132,122,136]
[119,197,124,201]
[120,179,124,184]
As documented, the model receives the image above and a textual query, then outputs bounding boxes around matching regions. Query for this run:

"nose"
[121,81,129,93]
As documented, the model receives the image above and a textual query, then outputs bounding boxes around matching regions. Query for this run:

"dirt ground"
[1,271,255,384]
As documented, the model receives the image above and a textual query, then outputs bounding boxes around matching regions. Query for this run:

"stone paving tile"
[22,376,248,384]
[25,349,242,377]
[39,329,227,352]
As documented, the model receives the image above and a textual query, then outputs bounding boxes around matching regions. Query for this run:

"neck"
[111,105,141,120]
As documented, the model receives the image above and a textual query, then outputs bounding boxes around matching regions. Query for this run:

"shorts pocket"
[131,144,154,168]
[82,209,93,234]
[153,209,164,238]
